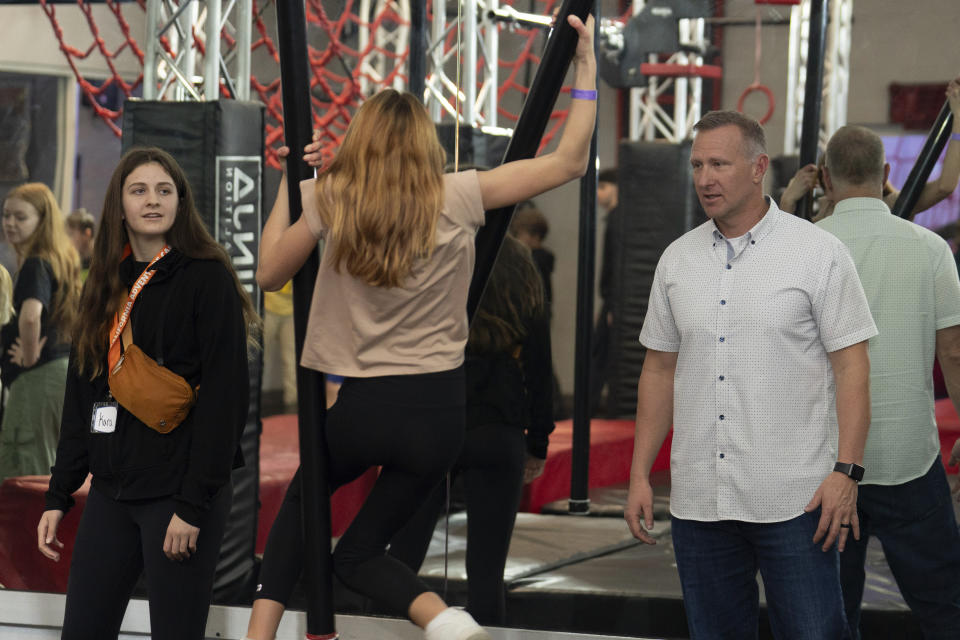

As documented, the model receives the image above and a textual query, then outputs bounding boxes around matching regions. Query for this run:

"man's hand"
[37,510,65,561]
[163,514,200,562]
[805,471,859,552]
[949,439,960,498]
[624,478,657,544]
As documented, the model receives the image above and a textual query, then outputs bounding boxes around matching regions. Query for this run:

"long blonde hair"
[0,265,14,326]
[318,89,446,287]
[3,183,82,340]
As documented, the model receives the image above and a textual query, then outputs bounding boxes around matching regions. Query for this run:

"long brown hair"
[318,89,446,287]
[3,183,82,340]
[469,235,545,354]
[73,147,261,378]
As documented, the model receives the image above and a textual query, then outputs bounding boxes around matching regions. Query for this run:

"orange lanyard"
[107,244,171,372]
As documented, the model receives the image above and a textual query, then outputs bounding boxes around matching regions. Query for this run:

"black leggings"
[61,483,232,640]
[256,367,466,614]
[389,422,526,625]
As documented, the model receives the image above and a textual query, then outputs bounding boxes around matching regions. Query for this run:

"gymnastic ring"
[737,83,776,125]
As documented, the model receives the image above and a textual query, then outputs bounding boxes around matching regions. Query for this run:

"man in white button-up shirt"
[817,124,960,640]
[624,110,878,639]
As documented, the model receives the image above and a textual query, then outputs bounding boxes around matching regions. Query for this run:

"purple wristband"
[952,132,960,142]
[570,89,597,100]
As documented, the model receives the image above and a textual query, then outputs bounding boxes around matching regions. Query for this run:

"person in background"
[0,263,15,395]
[816,124,960,640]
[263,281,297,413]
[510,205,563,417]
[781,75,960,221]
[590,167,619,416]
[510,204,555,317]
[65,208,96,279]
[37,147,257,640]
[0,266,14,328]
[0,183,82,480]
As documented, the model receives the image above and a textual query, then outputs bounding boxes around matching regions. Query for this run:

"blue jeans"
[672,510,849,640]
[840,457,960,640]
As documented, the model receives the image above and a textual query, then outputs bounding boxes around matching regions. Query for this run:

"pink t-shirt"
[298,170,485,377]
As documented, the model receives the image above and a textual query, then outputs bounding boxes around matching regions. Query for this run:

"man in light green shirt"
[816,125,960,640]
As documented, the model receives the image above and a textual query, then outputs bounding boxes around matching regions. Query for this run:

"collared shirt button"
[750,240,756,245]
[719,336,725,342]
[720,299,726,305]
[726,264,732,270]
[719,415,725,420]
[718,375,725,381]
[719,453,725,459]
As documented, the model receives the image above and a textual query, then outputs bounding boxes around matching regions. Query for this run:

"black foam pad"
[606,139,704,416]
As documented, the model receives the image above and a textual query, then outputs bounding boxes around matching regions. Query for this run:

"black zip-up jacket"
[45,250,249,526]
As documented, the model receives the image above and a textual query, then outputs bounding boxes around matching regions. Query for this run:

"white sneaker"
[424,607,491,640]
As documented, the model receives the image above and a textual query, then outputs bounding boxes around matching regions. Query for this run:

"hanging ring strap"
[737,7,775,124]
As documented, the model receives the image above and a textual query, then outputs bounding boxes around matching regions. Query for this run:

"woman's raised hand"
[276,130,324,175]
[568,14,595,66]
[303,129,324,168]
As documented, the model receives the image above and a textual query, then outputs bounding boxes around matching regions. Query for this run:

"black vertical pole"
[468,0,595,319]
[796,0,827,220]
[409,0,428,101]
[274,0,334,636]
[569,128,598,514]
[892,101,953,218]
[568,13,600,515]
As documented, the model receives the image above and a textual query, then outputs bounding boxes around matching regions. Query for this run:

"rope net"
[39,0,572,170]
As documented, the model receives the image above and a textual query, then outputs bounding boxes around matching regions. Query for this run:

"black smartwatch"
[834,461,865,482]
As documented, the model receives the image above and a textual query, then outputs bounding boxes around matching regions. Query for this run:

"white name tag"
[91,403,118,434]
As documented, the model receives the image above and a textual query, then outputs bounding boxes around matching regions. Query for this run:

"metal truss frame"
[142,0,252,101]
[784,0,853,155]
[424,0,505,128]
[357,0,411,95]
[628,0,708,143]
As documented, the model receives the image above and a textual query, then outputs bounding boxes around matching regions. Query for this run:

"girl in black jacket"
[36,147,259,640]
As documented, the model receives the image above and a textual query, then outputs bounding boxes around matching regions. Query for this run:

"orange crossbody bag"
[108,320,198,434]
[107,266,198,434]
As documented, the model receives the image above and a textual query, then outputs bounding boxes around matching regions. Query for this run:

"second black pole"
[892,101,954,218]
[796,0,828,220]
[274,0,335,636]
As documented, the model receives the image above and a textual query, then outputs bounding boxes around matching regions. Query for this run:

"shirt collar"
[831,196,891,218]
[710,196,780,246]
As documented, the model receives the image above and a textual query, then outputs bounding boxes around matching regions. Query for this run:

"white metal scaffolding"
[358,0,411,96]
[424,0,502,128]
[142,0,253,101]
[627,0,710,143]
[783,0,853,155]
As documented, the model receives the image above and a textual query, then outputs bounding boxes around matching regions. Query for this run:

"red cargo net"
[39,0,572,169]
